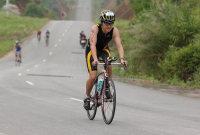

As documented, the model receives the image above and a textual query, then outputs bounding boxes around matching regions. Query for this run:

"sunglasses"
[104,22,114,26]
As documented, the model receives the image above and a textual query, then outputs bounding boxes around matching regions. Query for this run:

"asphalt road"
[0,0,200,134]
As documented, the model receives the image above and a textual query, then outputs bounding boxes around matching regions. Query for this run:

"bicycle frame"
[97,62,121,110]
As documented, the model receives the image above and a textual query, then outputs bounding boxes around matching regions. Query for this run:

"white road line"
[62,34,65,36]
[43,59,46,62]
[59,39,61,42]
[18,73,22,76]
[26,69,30,71]
[55,44,57,47]
[34,65,38,67]
[26,81,34,85]
[70,98,83,102]
[49,52,52,55]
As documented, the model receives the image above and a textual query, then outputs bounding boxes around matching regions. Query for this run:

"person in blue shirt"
[13,40,22,63]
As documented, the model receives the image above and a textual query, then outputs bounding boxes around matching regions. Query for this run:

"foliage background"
[111,0,200,87]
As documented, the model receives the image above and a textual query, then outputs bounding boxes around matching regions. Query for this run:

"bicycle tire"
[15,58,17,66]
[87,82,98,120]
[46,40,48,46]
[15,56,20,66]
[101,78,116,124]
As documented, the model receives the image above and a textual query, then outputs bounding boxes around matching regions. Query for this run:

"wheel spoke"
[87,83,97,120]
[101,78,116,124]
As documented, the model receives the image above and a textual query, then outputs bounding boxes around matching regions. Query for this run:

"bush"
[24,3,46,18]
[159,34,200,81]
[129,0,152,15]
[129,0,199,77]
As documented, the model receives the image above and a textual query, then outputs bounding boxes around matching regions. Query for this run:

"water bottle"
[97,78,104,92]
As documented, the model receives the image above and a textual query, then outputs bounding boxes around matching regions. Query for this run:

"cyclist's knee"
[89,72,97,81]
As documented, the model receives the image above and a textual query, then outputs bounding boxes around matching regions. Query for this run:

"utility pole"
[6,0,9,17]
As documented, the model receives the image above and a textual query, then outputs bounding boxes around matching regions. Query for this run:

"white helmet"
[15,40,19,44]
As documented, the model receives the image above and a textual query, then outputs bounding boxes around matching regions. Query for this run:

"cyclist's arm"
[113,27,124,59]
[19,44,22,50]
[90,25,98,61]
[113,27,127,65]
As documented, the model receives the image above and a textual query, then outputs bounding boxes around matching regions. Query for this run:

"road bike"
[86,57,125,124]
[37,35,41,43]
[15,54,21,66]
[46,36,49,46]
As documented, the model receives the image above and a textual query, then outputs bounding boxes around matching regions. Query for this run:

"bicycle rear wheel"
[46,38,49,46]
[101,78,116,124]
[87,82,98,120]
[15,56,20,66]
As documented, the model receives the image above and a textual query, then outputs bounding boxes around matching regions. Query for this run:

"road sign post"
[6,0,9,17]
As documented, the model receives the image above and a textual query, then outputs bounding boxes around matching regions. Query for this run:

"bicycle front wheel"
[101,78,116,124]
[87,82,98,120]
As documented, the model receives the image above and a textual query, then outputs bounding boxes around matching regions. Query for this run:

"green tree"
[130,0,152,15]
[24,3,46,18]
[0,0,16,8]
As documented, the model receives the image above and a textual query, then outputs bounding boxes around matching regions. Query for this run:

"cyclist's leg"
[85,45,98,96]
[101,46,112,78]
[86,71,97,96]
[15,51,17,57]
[19,52,22,60]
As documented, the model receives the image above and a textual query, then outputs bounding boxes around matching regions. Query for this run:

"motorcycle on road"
[80,37,87,49]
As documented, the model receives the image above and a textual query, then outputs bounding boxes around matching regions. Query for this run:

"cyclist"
[45,30,50,43]
[13,40,22,63]
[37,30,41,41]
[84,10,128,110]
[61,11,66,20]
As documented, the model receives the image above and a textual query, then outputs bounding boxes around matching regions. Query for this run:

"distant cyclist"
[45,30,50,44]
[37,30,41,42]
[13,40,22,63]
[61,11,66,20]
